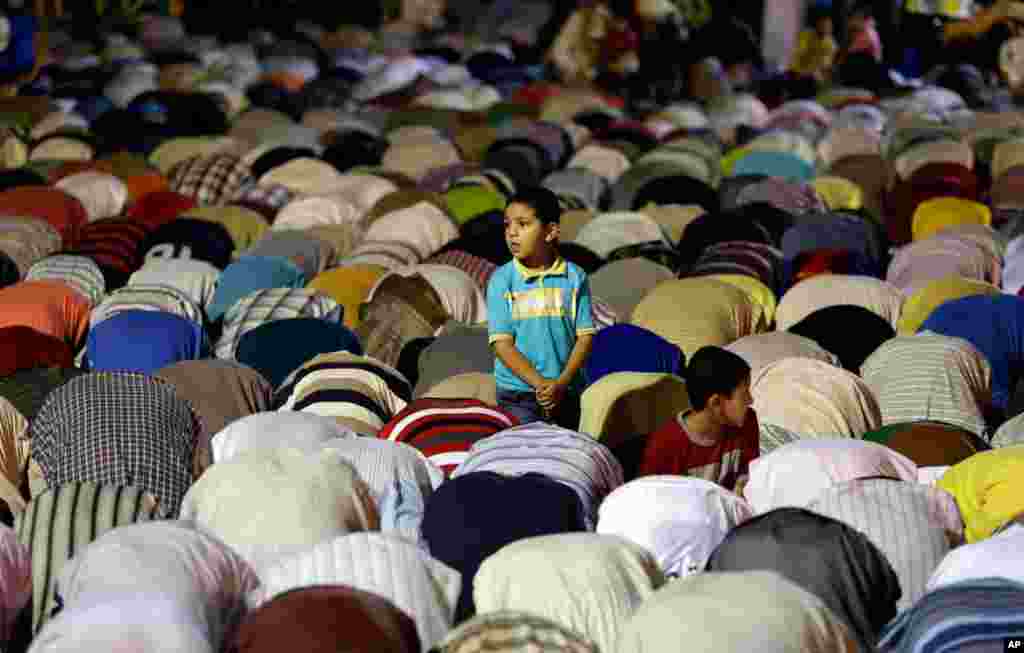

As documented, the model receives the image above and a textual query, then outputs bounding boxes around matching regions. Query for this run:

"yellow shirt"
[790,30,838,77]
[308,265,388,330]
[937,445,1024,543]
[904,0,973,19]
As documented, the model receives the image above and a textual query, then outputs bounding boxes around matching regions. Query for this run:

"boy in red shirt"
[639,346,759,494]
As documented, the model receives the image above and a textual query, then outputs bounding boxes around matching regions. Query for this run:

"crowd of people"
[0,0,1021,651]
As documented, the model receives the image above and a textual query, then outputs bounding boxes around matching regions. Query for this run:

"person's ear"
[706,392,724,414]
[545,222,561,243]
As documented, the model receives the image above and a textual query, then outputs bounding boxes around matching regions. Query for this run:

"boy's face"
[505,202,558,266]
[719,377,753,429]
[816,16,833,37]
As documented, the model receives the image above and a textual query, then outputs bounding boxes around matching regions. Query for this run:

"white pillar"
[762,0,808,73]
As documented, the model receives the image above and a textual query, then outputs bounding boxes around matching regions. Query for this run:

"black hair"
[850,3,873,18]
[805,5,832,27]
[506,186,563,225]
[685,346,751,411]
[607,0,635,20]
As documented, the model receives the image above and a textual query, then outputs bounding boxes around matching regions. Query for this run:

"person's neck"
[683,409,724,446]
[518,249,558,271]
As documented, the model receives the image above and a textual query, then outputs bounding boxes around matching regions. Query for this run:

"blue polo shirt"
[487,256,596,392]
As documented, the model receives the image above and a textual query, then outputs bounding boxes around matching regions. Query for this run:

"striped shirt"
[215,287,342,360]
[452,423,624,529]
[278,351,411,436]
[46,520,260,646]
[362,202,459,262]
[752,358,883,440]
[745,439,920,515]
[14,482,165,633]
[316,438,443,542]
[90,283,205,332]
[437,611,599,652]
[886,237,999,296]
[0,216,62,277]
[378,398,519,476]
[25,255,105,307]
[342,240,423,270]
[212,413,440,542]
[807,479,963,611]
[426,250,497,293]
[927,524,1024,590]
[127,258,221,311]
[758,422,805,455]
[877,578,1024,653]
[775,275,905,331]
[75,217,149,275]
[860,333,991,438]
[689,241,783,294]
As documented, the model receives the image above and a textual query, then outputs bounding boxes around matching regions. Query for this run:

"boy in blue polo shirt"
[487,186,596,428]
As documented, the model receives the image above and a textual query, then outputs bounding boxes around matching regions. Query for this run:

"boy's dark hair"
[506,186,563,225]
[685,346,751,411]
[607,0,635,20]
[805,5,832,28]
[850,3,873,18]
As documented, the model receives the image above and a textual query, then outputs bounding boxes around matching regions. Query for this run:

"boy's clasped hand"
[536,379,568,418]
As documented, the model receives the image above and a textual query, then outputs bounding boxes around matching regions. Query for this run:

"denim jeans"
[496,388,582,430]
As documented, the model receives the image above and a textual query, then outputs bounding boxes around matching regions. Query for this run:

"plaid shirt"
[216,287,343,360]
[232,182,296,218]
[169,153,255,206]
[29,372,199,516]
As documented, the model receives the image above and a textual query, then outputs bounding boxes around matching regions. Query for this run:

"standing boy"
[487,186,596,429]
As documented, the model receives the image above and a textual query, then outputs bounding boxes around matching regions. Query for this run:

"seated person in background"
[0,3,44,97]
[378,0,448,51]
[546,0,639,86]
[843,3,884,62]
[789,4,838,82]
[639,346,759,494]
[940,0,1024,77]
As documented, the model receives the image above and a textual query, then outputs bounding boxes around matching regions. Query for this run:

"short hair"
[506,186,562,225]
[607,0,634,19]
[806,5,832,27]
[850,3,873,18]
[685,346,751,411]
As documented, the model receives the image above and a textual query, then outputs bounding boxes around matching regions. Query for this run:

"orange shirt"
[0,279,91,348]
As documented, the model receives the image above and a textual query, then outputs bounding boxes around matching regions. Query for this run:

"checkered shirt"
[29,372,199,515]
[169,153,256,206]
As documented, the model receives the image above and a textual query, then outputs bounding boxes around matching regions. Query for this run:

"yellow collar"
[514,256,566,281]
